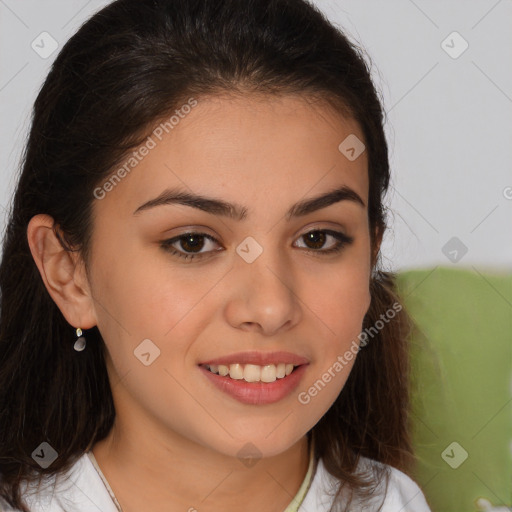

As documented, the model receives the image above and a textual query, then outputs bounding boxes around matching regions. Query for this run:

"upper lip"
[199,351,309,367]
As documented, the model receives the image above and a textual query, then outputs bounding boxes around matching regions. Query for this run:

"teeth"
[218,364,229,376]
[229,363,244,380]
[243,364,261,382]
[261,365,277,383]
[205,363,299,382]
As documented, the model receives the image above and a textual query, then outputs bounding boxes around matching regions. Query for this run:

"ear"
[26,214,97,330]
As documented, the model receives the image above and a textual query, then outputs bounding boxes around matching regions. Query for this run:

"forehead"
[94,93,369,220]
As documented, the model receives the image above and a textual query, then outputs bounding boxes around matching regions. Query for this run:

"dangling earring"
[74,327,86,351]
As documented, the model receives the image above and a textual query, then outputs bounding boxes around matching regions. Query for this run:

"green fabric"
[396,267,512,512]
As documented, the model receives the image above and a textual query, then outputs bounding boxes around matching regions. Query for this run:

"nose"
[223,245,302,336]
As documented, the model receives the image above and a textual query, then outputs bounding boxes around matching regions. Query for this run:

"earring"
[73,327,86,351]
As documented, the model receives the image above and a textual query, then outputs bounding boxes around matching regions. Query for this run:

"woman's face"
[87,93,373,459]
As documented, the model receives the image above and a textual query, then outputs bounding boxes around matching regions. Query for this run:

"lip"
[200,363,308,405]
[199,351,309,367]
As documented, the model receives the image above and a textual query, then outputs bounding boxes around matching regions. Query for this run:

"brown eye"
[160,232,221,261]
[302,231,327,250]
[178,234,207,253]
[296,229,353,254]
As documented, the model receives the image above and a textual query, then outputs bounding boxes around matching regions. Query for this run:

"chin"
[203,426,308,461]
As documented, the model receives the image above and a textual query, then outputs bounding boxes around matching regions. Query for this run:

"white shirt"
[0,452,431,511]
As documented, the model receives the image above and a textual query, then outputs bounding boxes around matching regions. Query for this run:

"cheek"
[303,254,371,342]
[89,242,225,402]
[295,268,369,422]
[297,249,371,403]
[90,235,208,339]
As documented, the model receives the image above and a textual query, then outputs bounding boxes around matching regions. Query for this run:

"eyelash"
[159,229,354,262]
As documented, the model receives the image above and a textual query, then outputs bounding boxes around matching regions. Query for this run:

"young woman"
[0,0,432,510]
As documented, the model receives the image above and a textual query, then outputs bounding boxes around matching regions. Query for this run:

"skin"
[27,93,380,512]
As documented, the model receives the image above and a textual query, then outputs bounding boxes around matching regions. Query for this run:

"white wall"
[1,0,511,272]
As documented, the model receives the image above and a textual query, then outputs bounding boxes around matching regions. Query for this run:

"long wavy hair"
[0,0,415,510]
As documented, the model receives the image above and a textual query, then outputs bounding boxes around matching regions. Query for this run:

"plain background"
[0,0,511,272]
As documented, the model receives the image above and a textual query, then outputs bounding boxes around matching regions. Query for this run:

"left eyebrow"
[133,185,366,221]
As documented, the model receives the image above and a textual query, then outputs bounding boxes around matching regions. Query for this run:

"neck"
[92,415,311,512]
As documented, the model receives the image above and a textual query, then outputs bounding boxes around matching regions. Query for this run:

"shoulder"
[0,452,118,512]
[299,455,432,512]
[382,462,432,511]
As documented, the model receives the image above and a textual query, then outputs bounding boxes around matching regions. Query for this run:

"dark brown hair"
[0,0,415,510]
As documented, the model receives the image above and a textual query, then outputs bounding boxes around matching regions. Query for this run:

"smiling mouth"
[203,363,299,383]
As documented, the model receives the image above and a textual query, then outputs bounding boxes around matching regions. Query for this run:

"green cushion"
[396,267,512,512]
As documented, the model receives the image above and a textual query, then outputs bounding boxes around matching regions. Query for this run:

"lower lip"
[199,364,308,405]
